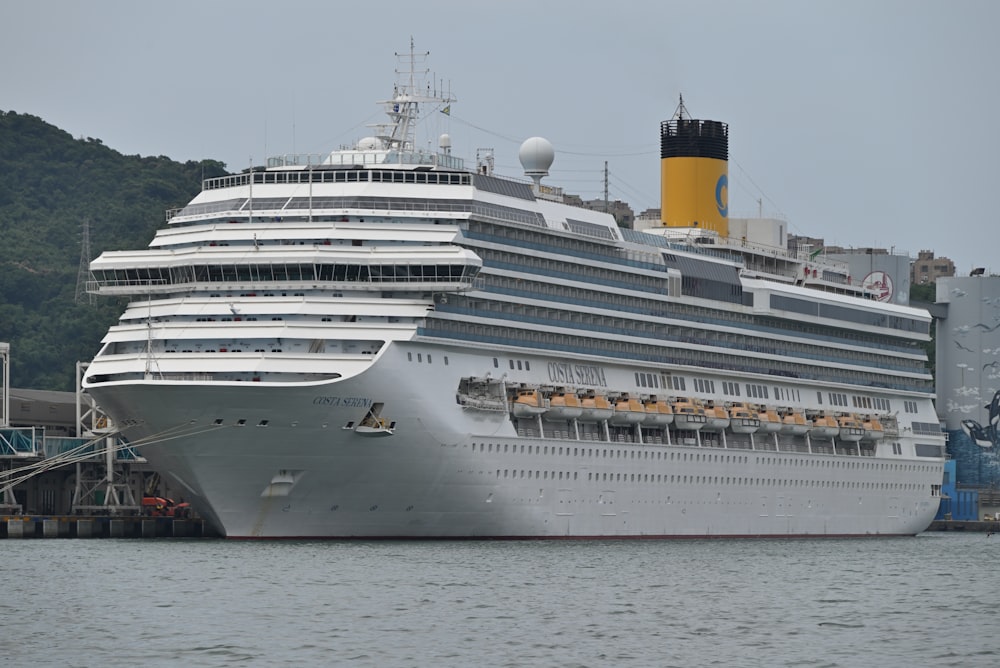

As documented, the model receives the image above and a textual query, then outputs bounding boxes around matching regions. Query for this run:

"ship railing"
[435,299,924,377]
[87,278,169,294]
[167,196,551,232]
[156,373,215,382]
[89,272,475,292]
[464,229,665,273]
[266,153,329,168]
[419,323,931,396]
[266,150,465,171]
[171,197,472,221]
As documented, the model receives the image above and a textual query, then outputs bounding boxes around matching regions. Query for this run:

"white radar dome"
[357,136,381,150]
[519,137,555,179]
[439,133,452,150]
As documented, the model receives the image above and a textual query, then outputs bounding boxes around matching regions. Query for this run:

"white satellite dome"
[357,136,381,150]
[518,136,555,182]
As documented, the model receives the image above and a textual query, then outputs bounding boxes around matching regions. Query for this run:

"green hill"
[0,110,228,391]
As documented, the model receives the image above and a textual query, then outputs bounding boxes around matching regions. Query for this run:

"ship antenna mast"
[372,38,455,152]
[672,93,690,121]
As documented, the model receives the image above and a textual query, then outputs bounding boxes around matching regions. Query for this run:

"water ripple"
[5,534,999,666]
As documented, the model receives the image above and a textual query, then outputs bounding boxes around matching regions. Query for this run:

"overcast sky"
[3,0,997,271]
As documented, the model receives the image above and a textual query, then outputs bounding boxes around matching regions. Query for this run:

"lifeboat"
[757,406,783,434]
[779,409,811,436]
[545,390,583,420]
[861,415,885,441]
[511,389,547,418]
[642,396,674,426]
[728,402,760,434]
[810,413,840,439]
[578,392,614,422]
[837,414,865,442]
[671,397,707,431]
[609,395,646,425]
[702,402,731,432]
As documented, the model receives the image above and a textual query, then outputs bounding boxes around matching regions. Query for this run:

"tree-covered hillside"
[0,110,228,390]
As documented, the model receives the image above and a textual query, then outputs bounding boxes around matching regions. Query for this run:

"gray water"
[3,533,995,667]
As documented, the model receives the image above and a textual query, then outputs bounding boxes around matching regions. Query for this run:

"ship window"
[236,419,247,426]
[444,356,449,365]
[213,419,223,425]
[493,358,499,368]
[417,353,422,362]
[407,352,412,361]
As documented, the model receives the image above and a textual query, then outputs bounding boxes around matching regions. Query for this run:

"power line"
[732,160,787,221]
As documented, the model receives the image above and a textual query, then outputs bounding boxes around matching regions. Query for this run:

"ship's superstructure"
[82,46,944,538]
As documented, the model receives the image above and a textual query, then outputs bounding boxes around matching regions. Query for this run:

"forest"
[0,110,227,390]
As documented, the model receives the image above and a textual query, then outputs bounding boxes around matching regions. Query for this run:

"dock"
[1,515,216,539]
[926,519,1000,533]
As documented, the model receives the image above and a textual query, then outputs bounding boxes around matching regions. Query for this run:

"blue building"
[935,459,981,520]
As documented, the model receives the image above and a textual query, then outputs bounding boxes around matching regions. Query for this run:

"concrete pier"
[927,519,1000,532]
[1,515,214,538]
[77,519,94,538]
[7,518,26,538]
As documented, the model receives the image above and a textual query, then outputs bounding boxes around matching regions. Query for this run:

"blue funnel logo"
[715,174,728,217]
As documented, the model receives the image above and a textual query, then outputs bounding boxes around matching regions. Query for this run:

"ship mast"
[673,93,690,121]
[372,38,455,151]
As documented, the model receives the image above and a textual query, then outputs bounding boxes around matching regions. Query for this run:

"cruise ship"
[82,46,945,538]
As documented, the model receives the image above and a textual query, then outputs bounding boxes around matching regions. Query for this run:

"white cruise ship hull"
[88,346,941,538]
[81,46,944,538]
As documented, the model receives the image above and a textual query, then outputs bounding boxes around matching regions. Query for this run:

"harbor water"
[6,533,997,667]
